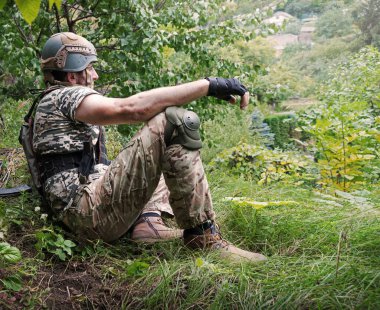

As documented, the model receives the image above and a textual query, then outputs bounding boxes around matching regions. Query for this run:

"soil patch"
[282,98,319,111]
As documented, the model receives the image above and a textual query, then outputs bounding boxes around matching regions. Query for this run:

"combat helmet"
[40,32,97,85]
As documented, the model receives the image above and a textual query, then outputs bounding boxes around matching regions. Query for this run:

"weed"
[34,226,76,261]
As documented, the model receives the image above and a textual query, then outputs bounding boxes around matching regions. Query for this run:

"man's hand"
[206,77,249,110]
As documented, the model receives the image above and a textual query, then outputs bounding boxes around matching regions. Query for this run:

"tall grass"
[1,97,379,309]
[115,106,380,309]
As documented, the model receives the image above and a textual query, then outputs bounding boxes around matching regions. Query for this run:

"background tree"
[353,0,380,48]
[0,0,274,123]
[315,1,354,39]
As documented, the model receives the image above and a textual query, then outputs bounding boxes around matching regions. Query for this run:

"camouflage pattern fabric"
[61,112,215,242]
[34,86,215,242]
[143,174,174,216]
[33,86,108,213]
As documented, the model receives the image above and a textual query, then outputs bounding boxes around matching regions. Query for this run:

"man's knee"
[164,106,202,150]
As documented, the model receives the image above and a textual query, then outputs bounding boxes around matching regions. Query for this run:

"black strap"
[96,126,111,165]
[79,138,95,184]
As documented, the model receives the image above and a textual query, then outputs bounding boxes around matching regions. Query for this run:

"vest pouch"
[19,120,43,194]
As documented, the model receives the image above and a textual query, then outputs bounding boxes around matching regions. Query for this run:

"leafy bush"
[298,47,380,191]
[315,4,354,39]
[210,141,316,185]
[0,0,276,126]
[282,19,302,35]
[201,105,255,163]
[263,113,298,149]
[283,0,329,19]
[281,37,360,84]
[252,75,292,108]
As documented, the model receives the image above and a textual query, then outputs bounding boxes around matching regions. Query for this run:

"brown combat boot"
[131,213,183,243]
[184,221,267,263]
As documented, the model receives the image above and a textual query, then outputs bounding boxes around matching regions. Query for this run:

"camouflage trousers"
[62,112,215,242]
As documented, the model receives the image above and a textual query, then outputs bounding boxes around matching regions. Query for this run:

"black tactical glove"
[205,77,248,101]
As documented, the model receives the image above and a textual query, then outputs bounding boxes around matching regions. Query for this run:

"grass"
[0,101,379,308]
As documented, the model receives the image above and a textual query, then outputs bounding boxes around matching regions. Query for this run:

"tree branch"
[12,15,30,46]
[53,3,61,33]
[62,1,75,33]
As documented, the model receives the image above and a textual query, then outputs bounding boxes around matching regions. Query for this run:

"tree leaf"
[15,0,42,25]
[48,0,62,10]
[0,0,6,10]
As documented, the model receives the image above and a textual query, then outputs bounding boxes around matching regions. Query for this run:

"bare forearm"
[126,79,209,121]
[76,79,209,125]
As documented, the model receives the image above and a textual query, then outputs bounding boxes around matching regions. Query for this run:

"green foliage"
[201,105,255,163]
[220,37,276,68]
[264,113,297,149]
[283,18,302,35]
[251,70,293,107]
[0,0,275,126]
[353,0,380,48]
[0,242,23,292]
[0,192,39,239]
[124,259,150,278]
[251,60,316,106]
[283,0,330,19]
[0,98,29,148]
[315,3,354,39]
[35,226,76,261]
[250,110,275,148]
[4,0,62,24]
[281,37,360,83]
[0,242,21,264]
[210,141,316,185]
[299,47,380,191]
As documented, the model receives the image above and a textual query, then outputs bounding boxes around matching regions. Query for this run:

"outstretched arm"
[75,78,249,125]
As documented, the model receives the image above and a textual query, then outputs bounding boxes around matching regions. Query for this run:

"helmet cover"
[40,32,97,73]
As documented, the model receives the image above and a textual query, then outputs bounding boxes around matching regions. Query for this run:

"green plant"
[0,0,275,124]
[353,0,380,48]
[0,242,21,265]
[299,47,380,191]
[315,3,354,39]
[0,98,29,148]
[34,226,76,261]
[250,110,275,148]
[210,141,316,185]
[0,242,23,292]
[264,113,298,149]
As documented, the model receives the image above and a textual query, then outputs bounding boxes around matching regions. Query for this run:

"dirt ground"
[2,227,141,309]
[282,98,319,111]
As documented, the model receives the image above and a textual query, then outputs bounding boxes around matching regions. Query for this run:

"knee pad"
[164,106,202,150]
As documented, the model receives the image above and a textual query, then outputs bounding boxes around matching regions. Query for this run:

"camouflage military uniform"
[34,86,215,242]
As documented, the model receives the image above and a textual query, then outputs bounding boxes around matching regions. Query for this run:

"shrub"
[263,113,298,149]
[298,47,380,191]
[209,141,316,185]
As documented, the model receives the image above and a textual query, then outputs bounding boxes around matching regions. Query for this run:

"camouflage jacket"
[33,86,108,212]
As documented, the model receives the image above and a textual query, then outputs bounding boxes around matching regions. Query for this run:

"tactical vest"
[19,86,110,197]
